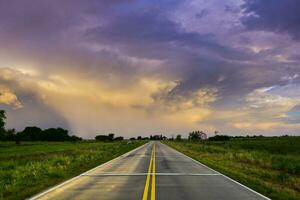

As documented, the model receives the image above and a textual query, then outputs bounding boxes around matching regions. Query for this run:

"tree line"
[172,131,230,141]
[95,133,123,141]
[0,110,82,142]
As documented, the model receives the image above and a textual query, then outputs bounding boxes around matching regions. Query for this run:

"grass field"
[0,141,145,200]
[164,137,300,200]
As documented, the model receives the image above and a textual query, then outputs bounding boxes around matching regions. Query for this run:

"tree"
[171,134,174,140]
[137,136,142,140]
[0,110,16,141]
[95,134,115,141]
[16,127,80,141]
[43,128,69,141]
[208,135,230,141]
[114,136,124,141]
[95,135,110,141]
[5,129,16,141]
[188,131,206,140]
[176,134,182,141]
[69,135,82,141]
[108,133,115,141]
[0,110,6,137]
[16,126,43,141]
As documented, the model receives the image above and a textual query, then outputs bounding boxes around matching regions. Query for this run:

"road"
[30,142,269,200]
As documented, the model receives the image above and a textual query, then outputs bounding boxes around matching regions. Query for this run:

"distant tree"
[208,135,230,141]
[0,110,17,141]
[137,136,142,140]
[95,133,116,141]
[176,134,182,141]
[69,135,82,141]
[114,136,124,141]
[148,134,167,140]
[43,128,69,141]
[0,110,5,130]
[16,126,43,141]
[95,135,111,141]
[0,110,6,140]
[108,133,115,141]
[130,137,136,140]
[5,129,16,141]
[153,135,160,140]
[188,131,201,140]
[188,131,207,140]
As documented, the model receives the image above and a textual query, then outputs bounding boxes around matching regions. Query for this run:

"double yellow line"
[142,143,156,200]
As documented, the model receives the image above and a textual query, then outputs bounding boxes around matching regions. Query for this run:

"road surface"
[30,142,269,200]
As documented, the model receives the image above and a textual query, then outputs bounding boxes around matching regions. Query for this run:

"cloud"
[0,89,22,109]
[0,67,217,137]
[241,0,300,40]
[0,68,71,132]
[1,0,300,136]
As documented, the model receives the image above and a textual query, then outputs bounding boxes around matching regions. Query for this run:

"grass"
[164,137,300,200]
[0,140,145,200]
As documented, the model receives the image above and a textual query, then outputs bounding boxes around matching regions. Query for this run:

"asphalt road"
[30,142,270,200]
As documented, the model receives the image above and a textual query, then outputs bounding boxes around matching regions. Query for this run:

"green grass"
[164,137,300,200]
[0,141,145,200]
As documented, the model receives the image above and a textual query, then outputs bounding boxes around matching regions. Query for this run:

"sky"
[0,0,300,138]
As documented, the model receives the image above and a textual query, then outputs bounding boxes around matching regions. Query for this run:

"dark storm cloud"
[83,3,269,103]
[86,9,254,61]
[0,0,299,100]
[241,0,300,40]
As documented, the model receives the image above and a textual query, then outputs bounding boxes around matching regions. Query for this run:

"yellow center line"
[151,144,156,200]
[142,144,154,200]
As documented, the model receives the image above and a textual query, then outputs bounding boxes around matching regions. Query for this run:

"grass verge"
[0,141,145,200]
[164,137,300,200]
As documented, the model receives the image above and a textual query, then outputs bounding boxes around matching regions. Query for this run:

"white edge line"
[28,142,150,200]
[160,142,271,200]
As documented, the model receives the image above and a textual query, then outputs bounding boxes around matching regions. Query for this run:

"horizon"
[1,0,300,138]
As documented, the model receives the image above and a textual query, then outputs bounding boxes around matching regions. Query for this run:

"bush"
[176,134,182,141]
[95,135,111,141]
[114,136,124,141]
[188,131,207,140]
[209,135,231,141]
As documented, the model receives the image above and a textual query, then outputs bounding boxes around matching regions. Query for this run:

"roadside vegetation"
[0,141,145,200]
[164,136,300,200]
[0,110,146,200]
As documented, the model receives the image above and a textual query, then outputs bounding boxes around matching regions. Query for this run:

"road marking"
[160,142,271,200]
[151,144,155,200]
[142,144,154,200]
[82,173,220,176]
[142,143,156,200]
[28,142,150,200]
